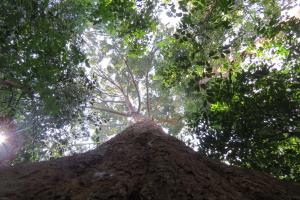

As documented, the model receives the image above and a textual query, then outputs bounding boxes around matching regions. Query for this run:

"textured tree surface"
[0,120,299,200]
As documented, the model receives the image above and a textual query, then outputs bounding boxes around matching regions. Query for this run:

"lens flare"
[0,134,7,144]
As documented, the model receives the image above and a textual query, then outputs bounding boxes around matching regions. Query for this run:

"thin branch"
[101,100,125,104]
[102,64,137,114]
[85,41,136,114]
[98,65,135,114]
[145,46,158,118]
[90,94,126,108]
[145,67,151,117]
[94,70,122,91]
[93,69,135,112]
[94,88,123,98]
[113,45,141,114]
[86,106,130,117]
[123,58,141,113]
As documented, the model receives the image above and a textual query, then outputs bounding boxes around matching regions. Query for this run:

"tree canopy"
[158,0,300,181]
[0,0,299,182]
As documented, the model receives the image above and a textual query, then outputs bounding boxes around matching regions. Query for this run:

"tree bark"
[0,120,299,200]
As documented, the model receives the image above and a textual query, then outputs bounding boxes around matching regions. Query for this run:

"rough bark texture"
[0,120,299,200]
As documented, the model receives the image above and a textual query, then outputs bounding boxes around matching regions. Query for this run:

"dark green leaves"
[158,0,300,181]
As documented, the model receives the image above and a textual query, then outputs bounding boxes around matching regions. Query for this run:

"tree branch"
[86,106,130,117]
[145,67,151,118]
[87,60,136,116]
[94,88,123,98]
[101,100,126,104]
[123,57,141,113]
[145,46,158,118]
[0,79,32,94]
[93,69,135,113]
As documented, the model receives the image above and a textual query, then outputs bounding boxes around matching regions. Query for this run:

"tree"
[0,0,97,163]
[81,24,185,139]
[0,0,161,162]
[158,0,300,181]
[0,120,299,199]
[0,0,299,185]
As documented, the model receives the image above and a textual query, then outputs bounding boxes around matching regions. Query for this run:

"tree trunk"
[0,120,299,200]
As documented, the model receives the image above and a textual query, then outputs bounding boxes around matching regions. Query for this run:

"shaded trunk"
[0,120,299,200]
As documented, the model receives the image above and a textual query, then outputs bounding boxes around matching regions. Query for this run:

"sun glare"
[0,133,7,144]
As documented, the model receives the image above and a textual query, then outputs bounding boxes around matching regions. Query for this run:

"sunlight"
[0,133,7,145]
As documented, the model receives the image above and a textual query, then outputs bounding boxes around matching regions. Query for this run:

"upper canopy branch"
[113,46,142,114]
[123,57,142,113]
[85,106,130,117]
[92,61,136,116]
[145,46,158,118]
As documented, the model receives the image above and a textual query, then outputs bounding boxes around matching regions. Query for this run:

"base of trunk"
[0,120,299,200]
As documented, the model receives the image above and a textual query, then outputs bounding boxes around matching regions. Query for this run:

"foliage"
[0,0,159,161]
[0,0,166,161]
[190,66,300,181]
[0,0,299,183]
[158,0,300,181]
[81,22,184,138]
[0,0,97,162]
